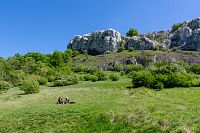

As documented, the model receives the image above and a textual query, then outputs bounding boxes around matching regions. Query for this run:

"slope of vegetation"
[1,49,200,132]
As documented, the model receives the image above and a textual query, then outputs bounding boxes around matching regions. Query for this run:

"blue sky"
[0,0,199,58]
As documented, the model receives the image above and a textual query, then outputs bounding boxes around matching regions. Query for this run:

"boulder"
[67,29,122,54]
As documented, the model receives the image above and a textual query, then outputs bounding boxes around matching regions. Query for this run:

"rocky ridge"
[67,17,200,54]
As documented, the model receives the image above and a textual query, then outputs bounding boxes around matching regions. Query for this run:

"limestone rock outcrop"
[126,36,162,50]
[67,29,122,54]
[170,18,200,51]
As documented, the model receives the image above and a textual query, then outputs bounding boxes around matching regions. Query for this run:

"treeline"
[1,50,200,94]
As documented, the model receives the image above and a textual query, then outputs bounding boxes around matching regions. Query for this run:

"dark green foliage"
[86,67,101,75]
[171,23,182,32]
[132,70,192,89]
[95,71,108,81]
[74,65,87,73]
[150,63,186,74]
[118,43,126,52]
[20,79,40,94]
[52,75,78,87]
[190,64,200,74]
[109,62,123,72]
[37,77,48,85]
[126,28,139,37]
[172,47,178,52]
[48,51,64,67]
[126,64,144,74]
[83,75,98,82]
[129,46,134,52]
[132,71,154,88]
[109,74,120,81]
[0,81,11,92]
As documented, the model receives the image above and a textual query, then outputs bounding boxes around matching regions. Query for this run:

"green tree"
[126,28,139,37]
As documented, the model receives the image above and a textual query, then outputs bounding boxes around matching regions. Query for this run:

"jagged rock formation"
[67,17,200,54]
[126,36,162,50]
[67,29,122,54]
[170,18,200,51]
[145,30,171,47]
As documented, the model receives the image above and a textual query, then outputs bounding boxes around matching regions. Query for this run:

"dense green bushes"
[132,71,192,89]
[0,81,11,92]
[20,79,40,94]
[109,74,120,81]
[126,64,144,74]
[52,75,78,87]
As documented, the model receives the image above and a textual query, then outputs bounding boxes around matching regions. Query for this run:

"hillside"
[1,17,200,132]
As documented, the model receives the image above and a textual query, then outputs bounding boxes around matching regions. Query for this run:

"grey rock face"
[126,36,161,50]
[67,29,122,54]
[170,18,200,51]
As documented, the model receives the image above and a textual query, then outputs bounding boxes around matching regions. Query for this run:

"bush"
[129,46,134,52]
[172,23,182,32]
[132,71,154,88]
[126,64,144,74]
[20,79,40,94]
[83,74,98,82]
[190,64,200,74]
[37,77,48,85]
[109,74,120,81]
[112,63,123,72]
[0,81,11,92]
[132,70,193,89]
[95,71,108,81]
[74,65,87,73]
[86,67,101,74]
[126,28,139,37]
[52,75,78,87]
[118,45,125,52]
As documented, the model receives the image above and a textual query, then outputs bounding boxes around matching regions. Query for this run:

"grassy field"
[0,77,200,133]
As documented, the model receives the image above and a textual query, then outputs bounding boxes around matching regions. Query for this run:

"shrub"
[172,47,178,52]
[0,81,11,92]
[118,44,125,52]
[126,64,144,74]
[112,63,123,72]
[47,76,56,82]
[190,64,200,74]
[83,74,98,82]
[150,80,164,90]
[86,67,101,74]
[74,65,87,73]
[150,63,186,74]
[172,23,182,32]
[126,28,139,37]
[37,77,48,85]
[95,71,108,81]
[52,75,78,87]
[20,79,40,94]
[129,46,134,52]
[132,71,154,88]
[27,74,48,85]
[109,74,120,81]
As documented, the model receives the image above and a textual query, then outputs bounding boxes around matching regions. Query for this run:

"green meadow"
[0,76,200,133]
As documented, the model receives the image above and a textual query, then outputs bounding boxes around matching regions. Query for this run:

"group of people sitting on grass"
[57,97,75,104]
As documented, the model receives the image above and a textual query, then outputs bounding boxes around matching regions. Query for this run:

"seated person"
[57,97,64,104]
[64,97,70,104]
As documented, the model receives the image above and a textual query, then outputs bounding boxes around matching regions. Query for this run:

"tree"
[126,28,139,37]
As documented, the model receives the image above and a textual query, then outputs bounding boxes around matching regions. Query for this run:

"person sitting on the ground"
[64,97,70,104]
[57,97,64,104]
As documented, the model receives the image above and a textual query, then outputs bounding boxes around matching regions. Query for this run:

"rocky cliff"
[67,29,122,54]
[67,17,200,54]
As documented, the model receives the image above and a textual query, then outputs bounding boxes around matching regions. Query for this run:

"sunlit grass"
[0,77,200,132]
